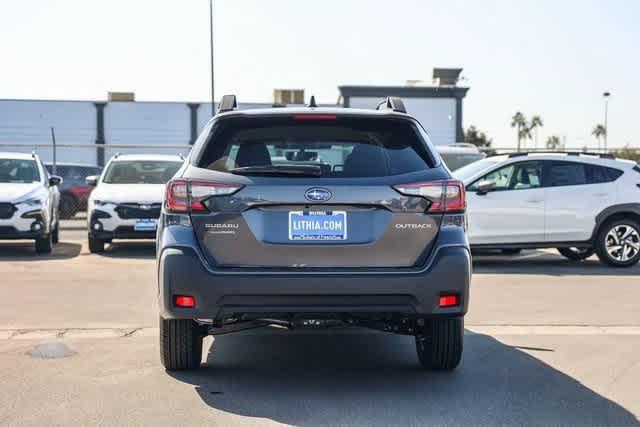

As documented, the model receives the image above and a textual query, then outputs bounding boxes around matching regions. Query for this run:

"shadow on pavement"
[0,241,82,261]
[473,251,639,276]
[169,329,639,426]
[93,241,156,259]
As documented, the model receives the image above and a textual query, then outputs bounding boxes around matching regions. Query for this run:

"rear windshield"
[102,161,182,184]
[197,116,436,178]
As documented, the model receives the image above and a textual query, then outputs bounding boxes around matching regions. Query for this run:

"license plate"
[134,219,157,231]
[288,211,347,241]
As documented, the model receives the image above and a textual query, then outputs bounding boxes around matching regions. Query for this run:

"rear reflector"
[393,180,466,213]
[293,114,337,121]
[439,294,459,308]
[166,179,243,213]
[174,295,196,308]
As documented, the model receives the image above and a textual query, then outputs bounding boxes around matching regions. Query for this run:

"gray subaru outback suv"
[157,96,471,371]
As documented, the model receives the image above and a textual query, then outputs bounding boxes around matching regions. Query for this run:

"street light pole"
[209,0,215,116]
[603,91,611,152]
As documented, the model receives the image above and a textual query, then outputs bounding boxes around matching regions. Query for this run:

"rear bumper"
[158,244,471,321]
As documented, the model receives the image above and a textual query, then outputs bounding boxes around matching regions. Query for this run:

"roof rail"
[376,96,407,114]
[218,95,237,113]
[507,151,615,159]
[507,152,528,158]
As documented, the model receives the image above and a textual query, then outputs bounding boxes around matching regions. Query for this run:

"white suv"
[0,152,62,253]
[454,152,640,267]
[86,154,184,253]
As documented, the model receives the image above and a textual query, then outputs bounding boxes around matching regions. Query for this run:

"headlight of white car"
[94,200,117,207]
[16,198,43,207]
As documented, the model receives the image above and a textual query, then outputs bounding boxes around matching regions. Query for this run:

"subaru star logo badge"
[304,187,332,202]
[140,204,152,210]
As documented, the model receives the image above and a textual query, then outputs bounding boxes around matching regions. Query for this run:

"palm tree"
[511,112,527,151]
[529,116,543,150]
[546,135,561,150]
[592,124,607,151]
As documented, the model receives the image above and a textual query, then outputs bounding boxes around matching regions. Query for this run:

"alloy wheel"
[605,224,640,262]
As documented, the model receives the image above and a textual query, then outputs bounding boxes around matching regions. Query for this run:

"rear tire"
[160,317,204,370]
[415,317,463,370]
[35,233,52,254]
[595,219,640,267]
[557,247,594,261]
[88,235,105,253]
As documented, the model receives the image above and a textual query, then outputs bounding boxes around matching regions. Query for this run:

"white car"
[86,154,184,253]
[437,143,486,171]
[0,152,62,253]
[454,152,640,267]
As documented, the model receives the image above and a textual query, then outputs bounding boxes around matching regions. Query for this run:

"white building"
[0,68,469,165]
[339,68,469,146]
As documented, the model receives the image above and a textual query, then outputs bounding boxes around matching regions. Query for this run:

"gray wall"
[0,99,275,166]
[0,100,97,164]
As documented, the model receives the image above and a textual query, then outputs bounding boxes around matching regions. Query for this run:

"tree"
[464,125,493,149]
[611,144,640,162]
[545,135,561,150]
[529,116,544,149]
[592,124,607,150]
[511,112,527,151]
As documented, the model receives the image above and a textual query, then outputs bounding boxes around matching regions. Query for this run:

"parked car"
[86,154,184,253]
[45,163,102,219]
[454,152,640,267]
[437,143,486,171]
[156,95,471,371]
[0,152,62,253]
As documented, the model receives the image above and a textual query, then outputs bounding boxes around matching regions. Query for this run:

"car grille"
[0,203,16,219]
[115,203,162,219]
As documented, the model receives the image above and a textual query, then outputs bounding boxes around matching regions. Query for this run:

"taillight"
[174,295,196,308]
[439,294,459,307]
[165,179,242,213]
[393,180,466,213]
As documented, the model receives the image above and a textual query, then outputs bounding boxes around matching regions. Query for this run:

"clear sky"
[1,0,638,148]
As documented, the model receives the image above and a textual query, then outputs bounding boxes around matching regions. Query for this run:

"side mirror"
[85,175,98,187]
[49,175,63,186]
[476,180,497,195]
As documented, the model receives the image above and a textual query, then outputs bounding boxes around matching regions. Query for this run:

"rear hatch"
[176,113,453,268]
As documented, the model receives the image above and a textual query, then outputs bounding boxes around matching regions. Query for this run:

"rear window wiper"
[230,165,322,177]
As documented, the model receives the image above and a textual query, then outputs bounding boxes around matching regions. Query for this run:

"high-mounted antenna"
[308,95,318,108]
[375,96,407,114]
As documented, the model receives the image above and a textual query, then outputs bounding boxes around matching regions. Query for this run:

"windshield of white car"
[102,161,182,184]
[0,159,40,183]
[452,157,501,181]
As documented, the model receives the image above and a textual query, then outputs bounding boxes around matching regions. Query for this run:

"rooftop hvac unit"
[273,89,305,105]
[108,92,135,102]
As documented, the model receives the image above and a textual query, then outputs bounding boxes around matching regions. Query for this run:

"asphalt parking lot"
[1,228,639,426]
